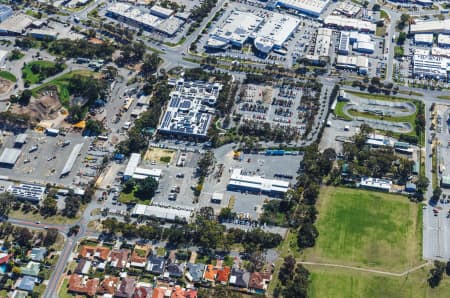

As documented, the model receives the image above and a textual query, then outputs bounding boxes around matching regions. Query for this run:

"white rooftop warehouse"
[132,204,193,221]
[275,0,330,17]
[207,10,263,49]
[410,19,450,34]
[253,12,300,54]
[60,143,83,177]
[324,15,376,33]
[0,148,21,167]
[227,168,290,197]
[7,183,46,203]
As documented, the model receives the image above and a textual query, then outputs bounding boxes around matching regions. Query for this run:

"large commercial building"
[413,54,450,80]
[338,32,350,55]
[274,0,330,17]
[227,168,290,197]
[123,153,162,181]
[0,5,12,23]
[0,148,21,168]
[60,143,83,177]
[336,55,369,74]
[438,34,450,48]
[207,10,263,49]
[306,27,332,63]
[334,1,361,17]
[353,41,374,53]
[414,33,433,46]
[158,79,222,139]
[410,19,450,34]
[324,15,376,33]
[253,12,300,54]
[7,184,46,203]
[0,14,34,35]
[131,204,193,222]
[106,2,184,36]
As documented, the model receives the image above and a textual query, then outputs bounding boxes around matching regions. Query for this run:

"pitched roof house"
[79,245,110,261]
[97,276,119,296]
[68,274,100,297]
[229,268,250,288]
[115,277,136,298]
[248,271,272,292]
[146,256,165,275]
[216,266,231,284]
[109,249,130,269]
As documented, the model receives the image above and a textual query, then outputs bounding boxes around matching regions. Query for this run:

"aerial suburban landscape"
[0,0,448,297]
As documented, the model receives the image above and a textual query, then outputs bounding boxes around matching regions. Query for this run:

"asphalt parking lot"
[0,130,95,188]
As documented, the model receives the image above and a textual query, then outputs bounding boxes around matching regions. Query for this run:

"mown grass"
[302,187,422,272]
[0,71,16,82]
[22,60,66,85]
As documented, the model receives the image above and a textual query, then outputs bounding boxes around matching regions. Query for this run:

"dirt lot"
[0,78,12,94]
[144,147,176,163]
[11,90,62,123]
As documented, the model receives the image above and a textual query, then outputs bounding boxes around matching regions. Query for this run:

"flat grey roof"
[60,143,83,176]
[0,148,21,165]
[15,133,27,144]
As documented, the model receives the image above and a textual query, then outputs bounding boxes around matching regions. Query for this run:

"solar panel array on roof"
[158,79,222,138]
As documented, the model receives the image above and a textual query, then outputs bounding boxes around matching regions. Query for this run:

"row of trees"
[275,256,310,298]
[49,39,115,60]
[101,216,282,252]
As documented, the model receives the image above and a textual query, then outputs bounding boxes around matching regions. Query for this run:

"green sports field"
[302,187,422,272]
[308,266,450,298]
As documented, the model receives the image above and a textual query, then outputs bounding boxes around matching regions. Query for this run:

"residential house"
[115,277,136,298]
[202,264,217,282]
[29,247,47,262]
[185,263,205,283]
[130,245,151,268]
[152,286,168,298]
[97,276,119,296]
[166,262,184,278]
[248,271,272,293]
[133,285,153,298]
[109,249,130,269]
[170,285,198,298]
[229,268,250,288]
[146,256,165,275]
[68,274,100,297]
[170,286,196,298]
[20,261,40,277]
[79,245,111,261]
[16,276,37,292]
[0,252,9,264]
[216,266,230,284]
[75,259,92,275]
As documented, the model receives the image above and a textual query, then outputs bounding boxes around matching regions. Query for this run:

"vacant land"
[302,187,421,272]
[308,266,450,298]
[31,70,97,106]
[144,148,176,164]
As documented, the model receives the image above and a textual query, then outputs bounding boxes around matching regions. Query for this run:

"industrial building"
[0,5,12,23]
[227,168,290,197]
[0,14,34,35]
[28,29,58,40]
[324,15,376,33]
[353,41,374,53]
[106,2,184,36]
[123,153,162,181]
[438,34,450,48]
[431,47,450,58]
[253,12,300,54]
[334,1,361,17]
[60,143,83,177]
[273,0,330,17]
[410,19,450,34]
[306,27,332,63]
[0,148,21,168]
[413,54,449,80]
[131,204,193,222]
[414,33,433,46]
[158,79,222,139]
[338,32,350,55]
[7,184,46,203]
[207,10,263,49]
[336,55,369,74]
[360,177,392,192]
[14,134,27,148]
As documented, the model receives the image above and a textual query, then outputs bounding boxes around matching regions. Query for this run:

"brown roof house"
[97,276,119,296]
[115,277,136,298]
[248,272,272,293]
[109,249,130,269]
[68,274,100,297]
[79,245,111,261]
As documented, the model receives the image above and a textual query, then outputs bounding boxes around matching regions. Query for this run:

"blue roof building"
[17,276,36,292]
